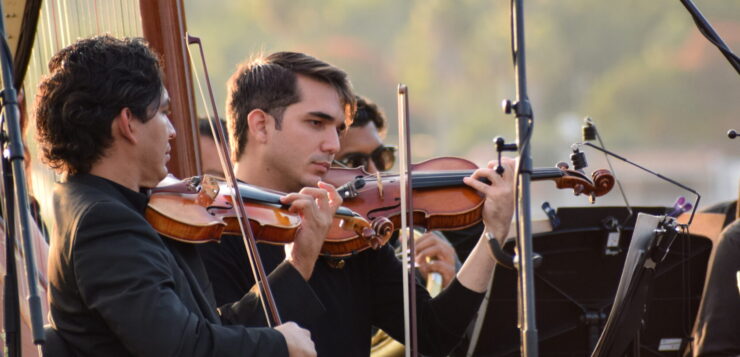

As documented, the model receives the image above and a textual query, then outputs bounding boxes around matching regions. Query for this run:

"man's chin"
[143,169,170,188]
[302,175,322,188]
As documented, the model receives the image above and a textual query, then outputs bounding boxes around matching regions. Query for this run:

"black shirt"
[687,219,740,356]
[200,233,486,357]
[48,174,321,356]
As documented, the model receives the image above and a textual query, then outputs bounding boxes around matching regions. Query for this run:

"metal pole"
[0,0,46,350]
[509,0,538,355]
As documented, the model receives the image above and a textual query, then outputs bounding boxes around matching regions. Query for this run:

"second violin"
[324,156,615,233]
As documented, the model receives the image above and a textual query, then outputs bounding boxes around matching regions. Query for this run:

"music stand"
[454,207,711,357]
[591,213,680,357]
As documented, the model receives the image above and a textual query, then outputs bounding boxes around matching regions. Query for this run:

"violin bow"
[397,84,418,357]
[185,34,282,327]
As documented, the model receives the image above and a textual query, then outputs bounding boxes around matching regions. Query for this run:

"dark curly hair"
[351,95,386,133]
[226,51,355,162]
[35,35,164,175]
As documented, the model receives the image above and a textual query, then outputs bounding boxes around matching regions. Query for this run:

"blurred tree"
[184,0,740,166]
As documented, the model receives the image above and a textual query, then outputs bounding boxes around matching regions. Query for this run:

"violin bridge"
[197,175,220,206]
[376,171,384,199]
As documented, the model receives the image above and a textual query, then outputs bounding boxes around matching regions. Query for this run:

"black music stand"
[454,207,711,357]
[591,213,680,357]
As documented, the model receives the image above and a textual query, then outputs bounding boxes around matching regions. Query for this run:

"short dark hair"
[198,117,227,142]
[35,35,164,175]
[352,95,386,133]
[226,51,355,161]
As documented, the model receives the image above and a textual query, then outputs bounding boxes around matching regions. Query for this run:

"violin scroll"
[338,215,394,250]
[591,169,615,197]
[552,163,615,202]
[369,217,394,249]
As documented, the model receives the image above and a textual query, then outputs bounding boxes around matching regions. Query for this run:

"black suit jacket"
[201,235,485,357]
[687,219,740,356]
[48,174,321,356]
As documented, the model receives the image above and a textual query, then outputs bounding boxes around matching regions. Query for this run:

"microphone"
[579,117,633,219]
[582,117,597,142]
[569,144,588,172]
[729,129,737,139]
[541,202,560,229]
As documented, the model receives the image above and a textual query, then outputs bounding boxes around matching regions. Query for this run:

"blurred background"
[7,2,735,354]
[183,0,740,217]
[17,1,740,221]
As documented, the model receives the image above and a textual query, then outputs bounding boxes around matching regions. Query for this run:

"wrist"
[484,230,503,254]
[483,231,496,245]
[484,222,508,242]
[287,256,314,281]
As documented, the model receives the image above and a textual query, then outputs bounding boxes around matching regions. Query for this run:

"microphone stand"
[501,0,538,355]
[580,142,701,227]
[2,156,21,356]
[0,0,46,354]
[678,0,740,75]
[732,130,739,220]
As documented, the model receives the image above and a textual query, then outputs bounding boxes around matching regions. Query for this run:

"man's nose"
[322,129,340,154]
[167,117,177,139]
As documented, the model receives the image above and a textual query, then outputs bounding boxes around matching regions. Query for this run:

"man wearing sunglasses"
[335,96,461,289]
[334,96,396,173]
[337,96,466,356]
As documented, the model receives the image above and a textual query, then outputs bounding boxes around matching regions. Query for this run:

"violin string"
[356,167,579,191]
[361,171,472,187]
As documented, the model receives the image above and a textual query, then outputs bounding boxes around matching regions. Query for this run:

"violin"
[145,175,393,257]
[323,156,615,232]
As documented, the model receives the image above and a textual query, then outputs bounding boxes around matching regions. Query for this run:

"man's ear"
[113,107,137,144]
[246,109,271,144]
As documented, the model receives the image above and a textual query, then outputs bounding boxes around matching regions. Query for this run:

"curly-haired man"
[37,36,325,357]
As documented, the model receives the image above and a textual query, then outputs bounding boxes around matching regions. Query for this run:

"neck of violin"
[411,171,477,188]
[236,183,356,217]
[411,167,564,189]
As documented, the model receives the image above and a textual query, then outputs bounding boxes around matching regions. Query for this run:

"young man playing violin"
[198,51,516,356]
[36,36,324,357]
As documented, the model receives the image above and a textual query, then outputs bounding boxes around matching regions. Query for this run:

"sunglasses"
[334,145,397,172]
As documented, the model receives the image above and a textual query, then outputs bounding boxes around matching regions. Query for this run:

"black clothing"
[687,219,740,356]
[48,174,320,356]
[703,200,738,228]
[444,222,486,262]
[200,233,486,357]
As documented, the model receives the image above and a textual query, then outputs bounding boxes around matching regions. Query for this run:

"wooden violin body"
[146,175,300,243]
[146,157,613,257]
[146,175,393,257]
[326,157,486,232]
[324,156,615,232]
